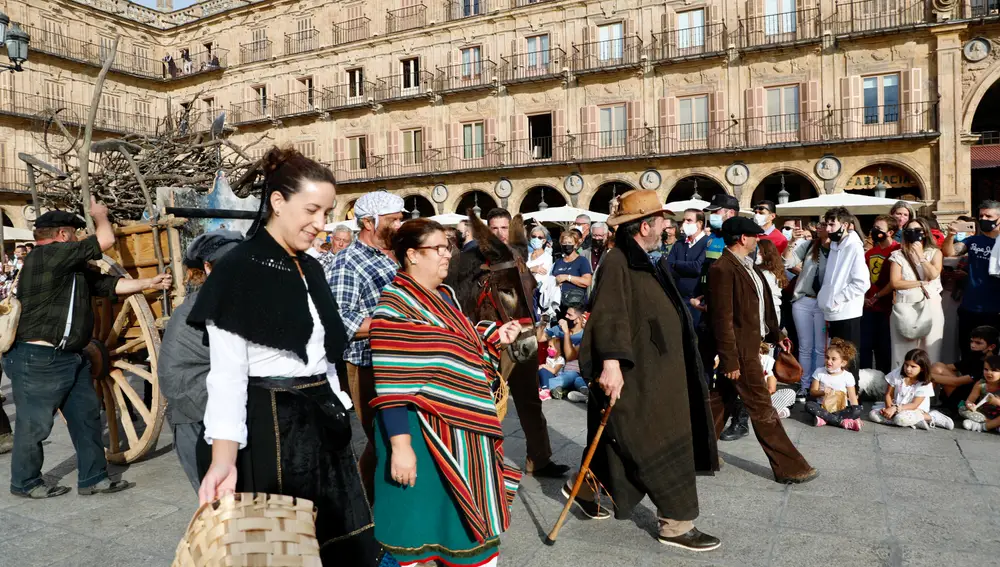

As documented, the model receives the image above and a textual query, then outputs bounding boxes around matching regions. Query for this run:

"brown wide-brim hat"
[607,189,673,227]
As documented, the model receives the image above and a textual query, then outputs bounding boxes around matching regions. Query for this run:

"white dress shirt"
[203,291,329,448]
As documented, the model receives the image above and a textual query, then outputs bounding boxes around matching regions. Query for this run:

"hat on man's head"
[703,193,741,212]
[353,191,407,220]
[721,216,765,239]
[755,199,777,214]
[34,210,87,230]
[607,190,673,227]
[184,230,243,268]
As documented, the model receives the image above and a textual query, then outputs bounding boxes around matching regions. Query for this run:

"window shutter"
[334,138,345,166]
[663,96,677,152]
[554,109,565,137]
[710,91,726,149]
[904,68,923,133]
[424,125,432,152]
[841,76,861,139]
[746,88,764,146]
[485,117,498,165]
[746,0,762,46]
[709,4,721,51]
[627,101,642,132]
[387,130,399,156]
[451,123,462,163]
[801,80,820,141]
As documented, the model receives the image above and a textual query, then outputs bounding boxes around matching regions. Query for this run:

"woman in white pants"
[788,224,831,397]
[888,218,944,367]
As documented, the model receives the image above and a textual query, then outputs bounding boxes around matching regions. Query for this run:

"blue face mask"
[956,232,968,242]
[529,237,545,251]
[709,214,723,230]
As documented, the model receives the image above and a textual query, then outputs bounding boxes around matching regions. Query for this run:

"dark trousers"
[504,352,553,470]
[958,309,1000,361]
[805,401,863,427]
[1,374,12,436]
[860,310,892,373]
[827,317,862,377]
[2,343,108,492]
[346,363,377,504]
[172,422,204,492]
[709,357,813,480]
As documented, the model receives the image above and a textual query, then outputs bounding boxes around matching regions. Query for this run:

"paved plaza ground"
[0,380,998,566]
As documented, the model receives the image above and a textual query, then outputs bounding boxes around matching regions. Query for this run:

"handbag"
[560,285,587,308]
[0,270,23,353]
[891,251,934,340]
[773,342,803,386]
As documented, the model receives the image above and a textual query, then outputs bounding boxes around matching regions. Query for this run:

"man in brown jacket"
[708,216,817,484]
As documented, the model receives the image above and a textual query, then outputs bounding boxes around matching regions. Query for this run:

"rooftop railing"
[332,17,370,45]
[651,22,728,62]
[387,5,427,33]
[500,48,567,84]
[739,8,822,50]
[572,36,644,74]
[435,60,498,93]
[832,0,929,36]
[239,39,272,65]
[285,29,320,55]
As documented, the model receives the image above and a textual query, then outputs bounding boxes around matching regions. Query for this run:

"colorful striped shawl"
[370,272,521,543]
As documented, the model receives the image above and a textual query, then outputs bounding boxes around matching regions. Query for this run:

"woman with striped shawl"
[370,219,523,567]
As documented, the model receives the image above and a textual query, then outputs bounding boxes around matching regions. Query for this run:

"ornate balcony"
[164,47,227,79]
[285,29,319,55]
[274,91,322,118]
[239,40,272,65]
[738,8,821,51]
[572,36,644,75]
[447,0,492,21]
[435,61,498,94]
[498,134,580,166]
[332,17,370,45]
[0,88,161,136]
[230,98,282,125]
[512,0,554,6]
[965,0,1000,18]
[0,167,29,193]
[500,48,567,85]
[832,0,929,37]
[650,22,728,63]
[375,71,434,103]
[322,83,375,110]
[386,5,426,33]
[21,24,163,81]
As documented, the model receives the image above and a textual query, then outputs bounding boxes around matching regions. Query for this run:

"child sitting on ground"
[760,343,795,419]
[931,325,999,410]
[960,354,1000,433]
[805,338,864,431]
[538,341,565,401]
[869,348,954,430]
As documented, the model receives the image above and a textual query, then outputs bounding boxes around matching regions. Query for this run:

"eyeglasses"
[415,245,452,257]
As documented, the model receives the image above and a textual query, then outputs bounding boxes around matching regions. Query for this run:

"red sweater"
[760,226,788,254]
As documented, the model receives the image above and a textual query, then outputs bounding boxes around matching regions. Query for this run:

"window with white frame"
[679,95,709,141]
[349,136,367,170]
[463,122,485,159]
[462,0,482,17]
[527,34,550,68]
[133,45,150,72]
[296,140,316,159]
[461,47,482,78]
[598,104,627,148]
[252,85,268,115]
[135,100,153,131]
[766,85,799,132]
[100,94,121,127]
[298,76,315,107]
[348,68,365,98]
[677,10,705,49]
[403,129,423,164]
[402,58,420,90]
[863,74,899,124]
[598,23,624,61]
[764,0,797,36]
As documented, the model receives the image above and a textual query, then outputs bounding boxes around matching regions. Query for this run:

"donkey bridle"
[475,259,522,324]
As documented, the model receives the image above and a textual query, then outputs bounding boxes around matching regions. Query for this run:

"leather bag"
[773,341,803,386]
[891,251,933,340]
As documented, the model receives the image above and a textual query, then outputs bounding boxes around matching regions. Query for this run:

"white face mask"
[681,222,699,237]
[753,213,769,227]
[781,227,793,240]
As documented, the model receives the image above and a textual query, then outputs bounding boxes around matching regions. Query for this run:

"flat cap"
[34,210,87,230]
[704,193,741,212]
[184,230,243,268]
[721,216,765,238]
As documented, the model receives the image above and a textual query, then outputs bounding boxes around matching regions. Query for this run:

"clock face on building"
[640,169,662,190]
[431,184,448,203]
[564,173,584,195]
[815,156,842,181]
[725,163,749,186]
[495,178,513,198]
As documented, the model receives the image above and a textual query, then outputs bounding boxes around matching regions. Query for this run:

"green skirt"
[374,410,500,567]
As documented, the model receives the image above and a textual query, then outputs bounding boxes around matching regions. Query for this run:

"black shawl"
[187,228,347,364]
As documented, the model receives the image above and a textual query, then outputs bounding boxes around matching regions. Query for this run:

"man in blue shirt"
[943,199,1000,360]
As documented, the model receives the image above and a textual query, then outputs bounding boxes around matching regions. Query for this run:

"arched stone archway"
[403,194,436,219]
[841,163,924,201]
[588,181,634,214]
[518,185,567,213]
[343,199,358,221]
[455,190,498,216]
[751,170,819,206]
[667,175,727,202]
[968,73,1000,207]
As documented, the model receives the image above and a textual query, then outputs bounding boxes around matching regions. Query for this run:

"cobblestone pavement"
[0,380,998,566]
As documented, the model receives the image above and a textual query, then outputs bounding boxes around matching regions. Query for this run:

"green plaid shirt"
[15,235,121,352]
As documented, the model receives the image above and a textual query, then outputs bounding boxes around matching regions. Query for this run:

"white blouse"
[203,292,329,448]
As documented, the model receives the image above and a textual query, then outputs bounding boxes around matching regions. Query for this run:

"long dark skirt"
[197,376,381,567]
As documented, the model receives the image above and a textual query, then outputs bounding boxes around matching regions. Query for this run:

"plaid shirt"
[16,236,121,352]
[327,238,398,366]
[317,251,336,280]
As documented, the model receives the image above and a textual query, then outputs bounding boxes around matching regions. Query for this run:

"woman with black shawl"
[188,147,381,566]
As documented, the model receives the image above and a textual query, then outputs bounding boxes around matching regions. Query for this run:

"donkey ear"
[508,214,528,258]
[467,209,512,262]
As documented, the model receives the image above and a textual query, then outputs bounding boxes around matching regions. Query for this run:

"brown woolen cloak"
[579,233,718,521]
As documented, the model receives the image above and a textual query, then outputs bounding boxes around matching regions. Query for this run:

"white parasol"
[523,206,609,224]
[428,213,476,226]
[324,219,359,232]
[1,227,34,241]
[776,193,924,217]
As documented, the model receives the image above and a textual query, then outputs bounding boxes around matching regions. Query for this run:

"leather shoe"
[531,461,570,478]
[775,468,819,485]
[561,485,611,520]
[719,421,749,441]
[657,528,721,552]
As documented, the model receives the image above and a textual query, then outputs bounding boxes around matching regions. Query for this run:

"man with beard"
[565,190,720,551]
[328,191,404,502]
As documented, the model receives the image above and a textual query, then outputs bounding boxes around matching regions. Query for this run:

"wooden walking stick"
[544,399,615,545]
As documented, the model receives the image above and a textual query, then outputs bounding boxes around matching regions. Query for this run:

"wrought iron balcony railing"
[0,167,29,192]
[495,135,579,166]
[0,88,162,136]
[435,61,498,93]
[323,83,376,110]
[966,0,1000,18]
[285,29,320,55]
[375,71,435,102]
[239,40,272,65]
[739,8,822,50]
[333,17,370,45]
[173,109,215,135]
[572,36,644,74]
[230,98,282,125]
[21,24,164,81]
[500,48,567,84]
[274,91,322,117]
[447,0,492,20]
[165,48,227,78]
[651,22,728,62]
[512,0,554,6]
[832,0,929,36]
[387,5,427,33]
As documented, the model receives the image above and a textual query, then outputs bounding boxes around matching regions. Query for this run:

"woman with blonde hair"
[888,217,944,367]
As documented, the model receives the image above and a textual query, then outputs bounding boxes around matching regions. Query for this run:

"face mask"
[781,228,793,240]
[709,214,723,230]
[956,232,968,242]
[529,237,545,250]
[753,213,768,227]
[828,227,844,242]
[902,228,924,243]
[575,224,588,233]
[547,347,557,358]
[561,244,576,256]
[871,229,887,243]
[980,219,998,233]
[593,238,606,249]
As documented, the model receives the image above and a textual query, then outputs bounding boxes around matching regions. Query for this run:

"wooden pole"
[25,165,40,221]
[77,36,119,232]
[544,400,614,545]
[118,148,170,316]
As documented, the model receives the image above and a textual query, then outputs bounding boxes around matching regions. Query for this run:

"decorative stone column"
[932,24,970,218]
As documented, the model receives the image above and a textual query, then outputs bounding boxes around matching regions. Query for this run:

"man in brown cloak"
[563,189,721,552]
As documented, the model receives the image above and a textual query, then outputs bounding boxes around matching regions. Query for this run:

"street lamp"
[873,167,888,199]
[777,173,790,205]
[691,178,701,201]
[410,197,420,219]
[0,11,30,72]
[538,188,549,211]
[472,193,481,217]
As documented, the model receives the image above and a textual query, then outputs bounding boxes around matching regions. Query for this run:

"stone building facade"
[3,0,1000,228]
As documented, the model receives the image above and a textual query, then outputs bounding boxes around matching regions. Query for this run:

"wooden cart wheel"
[87,255,166,464]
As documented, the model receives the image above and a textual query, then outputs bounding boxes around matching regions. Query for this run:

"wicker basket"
[494,374,510,421]
[172,493,321,567]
